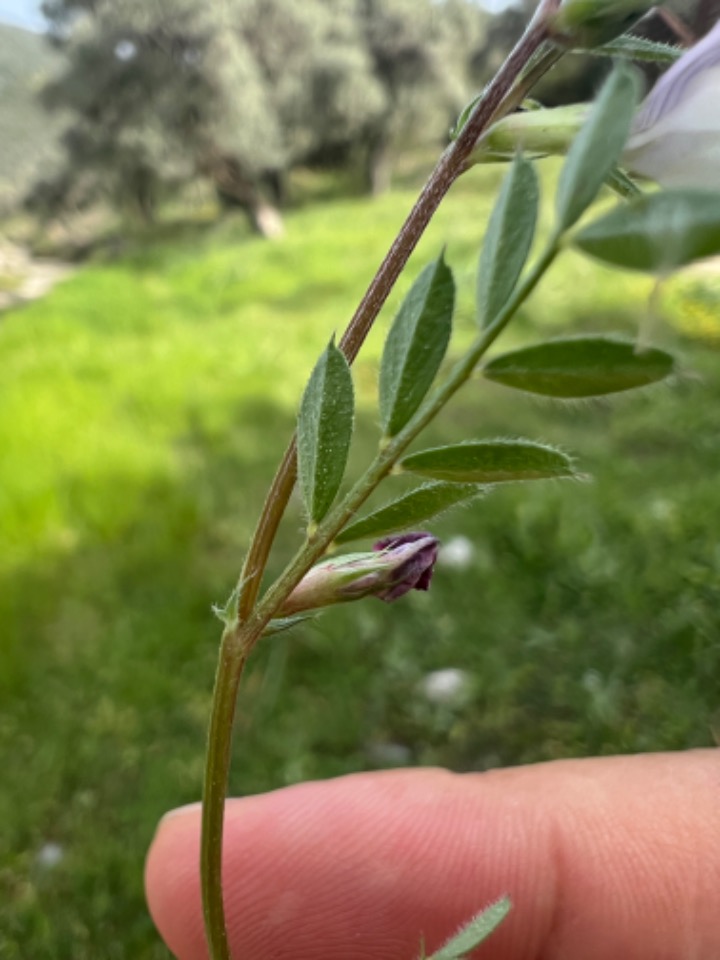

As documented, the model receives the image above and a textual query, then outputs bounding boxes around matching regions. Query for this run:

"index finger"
[145,750,720,959]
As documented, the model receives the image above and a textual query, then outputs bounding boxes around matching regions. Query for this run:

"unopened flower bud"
[372,532,439,600]
[469,103,587,164]
[420,667,472,706]
[548,0,654,49]
[281,533,439,615]
[623,21,720,189]
[473,23,720,193]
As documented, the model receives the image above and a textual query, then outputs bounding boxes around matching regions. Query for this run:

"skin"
[145,750,720,960]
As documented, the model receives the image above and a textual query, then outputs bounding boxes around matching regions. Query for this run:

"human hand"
[145,750,720,959]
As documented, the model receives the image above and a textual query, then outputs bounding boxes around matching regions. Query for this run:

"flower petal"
[631,21,720,135]
[625,22,720,189]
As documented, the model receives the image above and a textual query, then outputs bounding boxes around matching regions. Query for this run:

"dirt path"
[0,241,75,312]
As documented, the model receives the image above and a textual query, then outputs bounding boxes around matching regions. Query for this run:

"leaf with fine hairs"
[298,338,354,526]
[556,64,640,231]
[573,189,720,272]
[477,153,539,328]
[379,254,454,437]
[335,482,485,545]
[483,336,675,397]
[400,440,576,484]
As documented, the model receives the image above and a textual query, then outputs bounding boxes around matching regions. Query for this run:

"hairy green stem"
[200,632,246,960]
[201,2,564,955]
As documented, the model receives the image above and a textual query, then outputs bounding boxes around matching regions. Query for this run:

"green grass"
[2,165,720,958]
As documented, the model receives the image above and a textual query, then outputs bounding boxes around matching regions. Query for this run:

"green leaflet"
[555,65,640,231]
[477,154,539,328]
[400,440,576,484]
[379,254,454,437]
[297,339,354,526]
[263,614,316,637]
[425,896,512,960]
[573,190,720,272]
[451,92,483,140]
[483,336,675,397]
[589,34,682,63]
[335,482,484,545]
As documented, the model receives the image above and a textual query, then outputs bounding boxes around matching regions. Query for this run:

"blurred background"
[1,1,719,957]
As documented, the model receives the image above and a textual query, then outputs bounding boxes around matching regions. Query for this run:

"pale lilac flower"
[624,21,720,189]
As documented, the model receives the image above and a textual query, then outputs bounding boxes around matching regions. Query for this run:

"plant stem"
[482,43,565,133]
[607,166,642,199]
[200,232,562,958]
[234,0,562,625]
[201,3,564,957]
[200,631,246,960]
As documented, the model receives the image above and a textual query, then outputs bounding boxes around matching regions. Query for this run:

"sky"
[0,0,519,32]
[0,0,45,31]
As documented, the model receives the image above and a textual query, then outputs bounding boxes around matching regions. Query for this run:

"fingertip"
[145,768,551,960]
[146,803,206,959]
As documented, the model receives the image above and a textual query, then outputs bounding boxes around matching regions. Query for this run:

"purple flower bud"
[281,533,440,615]
[624,21,720,189]
[372,532,439,601]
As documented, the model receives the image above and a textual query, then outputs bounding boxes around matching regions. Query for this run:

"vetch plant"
[198,4,720,958]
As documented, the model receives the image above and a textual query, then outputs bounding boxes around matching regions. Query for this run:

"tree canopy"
[34,0,486,232]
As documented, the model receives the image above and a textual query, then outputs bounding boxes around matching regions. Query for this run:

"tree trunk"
[263,169,288,208]
[134,170,156,225]
[364,134,393,197]
[202,153,284,239]
[122,166,156,225]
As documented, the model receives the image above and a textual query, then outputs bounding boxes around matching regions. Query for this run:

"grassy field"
[1,165,719,958]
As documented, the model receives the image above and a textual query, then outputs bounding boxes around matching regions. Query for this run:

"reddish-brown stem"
[235,0,561,622]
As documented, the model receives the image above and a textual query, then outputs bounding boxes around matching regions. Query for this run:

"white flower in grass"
[36,842,64,869]
[420,667,472,706]
[438,535,475,570]
[624,21,720,189]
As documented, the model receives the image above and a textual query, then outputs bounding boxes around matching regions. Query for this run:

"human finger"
[145,749,720,959]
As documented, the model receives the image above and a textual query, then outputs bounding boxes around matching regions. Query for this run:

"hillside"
[0,22,62,204]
